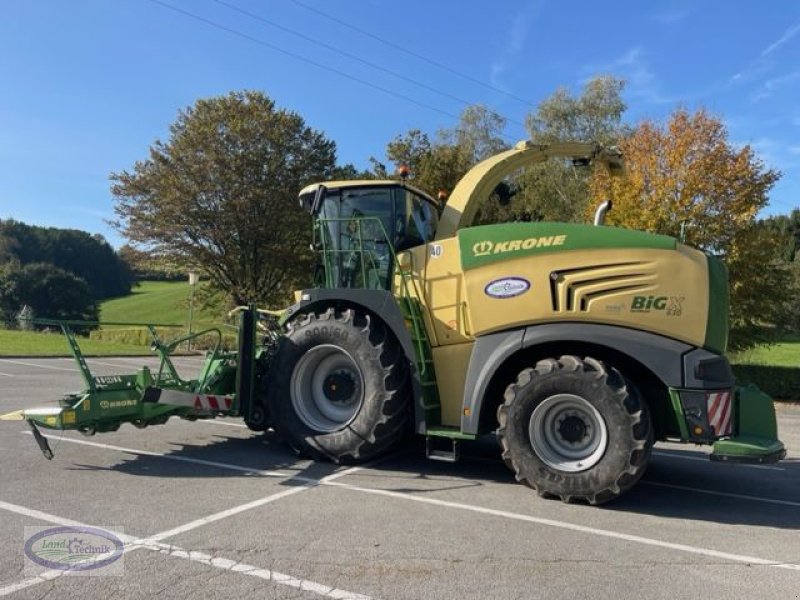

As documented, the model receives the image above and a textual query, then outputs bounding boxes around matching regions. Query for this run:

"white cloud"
[580,47,675,105]
[489,3,539,91]
[761,22,800,57]
[751,70,800,102]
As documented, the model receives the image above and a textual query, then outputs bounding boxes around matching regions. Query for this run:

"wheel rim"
[528,393,608,472]
[290,344,364,433]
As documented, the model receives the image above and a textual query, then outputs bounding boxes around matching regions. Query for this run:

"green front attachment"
[711,384,787,463]
[7,319,242,457]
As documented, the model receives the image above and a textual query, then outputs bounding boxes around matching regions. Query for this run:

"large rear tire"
[497,355,652,504]
[270,308,410,463]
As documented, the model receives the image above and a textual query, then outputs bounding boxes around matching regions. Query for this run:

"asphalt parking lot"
[0,356,798,599]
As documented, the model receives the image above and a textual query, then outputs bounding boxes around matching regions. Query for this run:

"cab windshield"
[313,185,438,290]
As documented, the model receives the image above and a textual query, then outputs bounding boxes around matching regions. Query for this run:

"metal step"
[425,436,459,463]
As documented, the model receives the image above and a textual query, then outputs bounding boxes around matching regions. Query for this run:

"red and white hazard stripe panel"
[157,389,233,412]
[706,390,732,437]
[192,394,233,411]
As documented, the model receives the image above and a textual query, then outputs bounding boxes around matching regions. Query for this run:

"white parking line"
[153,547,371,599]
[196,418,249,428]
[642,481,800,507]
[0,461,374,598]
[56,357,140,369]
[323,480,800,571]
[22,432,297,476]
[0,372,13,377]
[0,500,143,597]
[22,432,800,573]
[0,359,76,372]
[652,450,784,471]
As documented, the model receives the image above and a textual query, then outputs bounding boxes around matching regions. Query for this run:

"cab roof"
[299,180,438,204]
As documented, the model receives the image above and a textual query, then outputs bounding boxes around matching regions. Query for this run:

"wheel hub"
[557,414,589,444]
[323,371,357,404]
[290,344,364,433]
[528,393,609,473]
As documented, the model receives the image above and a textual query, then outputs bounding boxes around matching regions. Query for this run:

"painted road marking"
[24,433,800,573]
[196,418,249,428]
[0,460,374,599]
[642,481,800,507]
[57,357,141,369]
[153,547,371,599]
[24,432,298,478]
[322,480,800,571]
[0,372,13,377]
[0,358,77,372]
[652,450,785,471]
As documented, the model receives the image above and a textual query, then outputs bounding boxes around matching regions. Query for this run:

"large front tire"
[497,355,652,504]
[270,308,410,463]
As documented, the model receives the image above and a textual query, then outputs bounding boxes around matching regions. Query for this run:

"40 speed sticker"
[484,277,531,299]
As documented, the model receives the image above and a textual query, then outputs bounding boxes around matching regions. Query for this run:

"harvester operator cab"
[299,182,439,290]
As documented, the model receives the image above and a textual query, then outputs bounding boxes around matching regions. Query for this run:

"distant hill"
[99,280,219,327]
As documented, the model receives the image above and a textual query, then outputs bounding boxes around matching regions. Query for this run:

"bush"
[732,364,800,402]
[89,327,237,351]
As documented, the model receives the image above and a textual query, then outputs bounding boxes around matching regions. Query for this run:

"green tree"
[0,219,133,299]
[591,108,784,350]
[111,91,336,306]
[511,75,628,223]
[0,262,98,327]
[378,105,509,196]
[762,208,800,262]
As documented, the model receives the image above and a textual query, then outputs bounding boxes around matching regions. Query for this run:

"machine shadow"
[68,431,800,530]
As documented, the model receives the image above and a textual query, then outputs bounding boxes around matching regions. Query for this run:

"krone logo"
[472,235,567,258]
[473,240,494,256]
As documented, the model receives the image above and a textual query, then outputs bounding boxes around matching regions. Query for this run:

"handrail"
[314,216,431,376]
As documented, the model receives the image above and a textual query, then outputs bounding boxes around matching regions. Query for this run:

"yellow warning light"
[693,425,704,435]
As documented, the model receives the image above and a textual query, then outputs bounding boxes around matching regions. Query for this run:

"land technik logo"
[473,235,567,257]
[24,526,124,575]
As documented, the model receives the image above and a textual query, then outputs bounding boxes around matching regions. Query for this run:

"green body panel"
[712,436,785,459]
[667,383,784,460]
[668,388,691,440]
[704,255,729,354]
[731,383,780,439]
[458,222,676,271]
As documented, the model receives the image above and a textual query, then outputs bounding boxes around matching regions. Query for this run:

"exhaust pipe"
[593,200,613,226]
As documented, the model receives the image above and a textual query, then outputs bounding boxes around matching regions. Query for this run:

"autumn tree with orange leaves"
[591,108,789,350]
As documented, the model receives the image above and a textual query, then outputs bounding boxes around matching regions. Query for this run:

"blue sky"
[1,1,799,248]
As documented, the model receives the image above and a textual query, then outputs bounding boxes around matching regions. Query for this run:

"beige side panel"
[431,342,475,427]
[462,247,709,347]
[422,238,473,346]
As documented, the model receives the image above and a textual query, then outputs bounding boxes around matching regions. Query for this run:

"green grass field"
[0,329,148,356]
[0,280,227,356]
[100,280,220,327]
[729,340,800,367]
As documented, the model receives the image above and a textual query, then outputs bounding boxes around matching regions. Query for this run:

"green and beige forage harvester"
[2,142,787,504]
